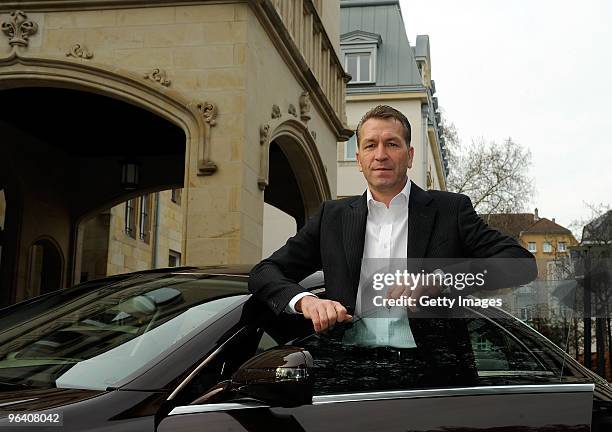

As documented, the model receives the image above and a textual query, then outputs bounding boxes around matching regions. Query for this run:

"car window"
[289,309,582,396]
[173,325,285,405]
[469,318,548,375]
[0,274,248,391]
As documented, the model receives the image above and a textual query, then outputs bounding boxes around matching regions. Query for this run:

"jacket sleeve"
[456,195,538,289]
[248,202,325,315]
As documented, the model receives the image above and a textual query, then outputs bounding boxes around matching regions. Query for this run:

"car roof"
[94,266,325,289]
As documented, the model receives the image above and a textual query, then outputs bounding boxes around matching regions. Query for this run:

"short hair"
[355,105,412,147]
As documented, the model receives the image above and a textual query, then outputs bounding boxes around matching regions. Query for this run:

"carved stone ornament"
[196,102,218,175]
[144,68,171,87]
[310,130,317,140]
[1,10,38,47]
[299,91,311,122]
[259,124,270,146]
[288,103,297,117]
[258,124,271,190]
[66,44,93,60]
[271,104,281,119]
[197,102,217,126]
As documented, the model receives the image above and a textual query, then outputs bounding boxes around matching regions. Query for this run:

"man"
[249,105,537,335]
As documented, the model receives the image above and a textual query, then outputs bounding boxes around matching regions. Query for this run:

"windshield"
[0,274,247,391]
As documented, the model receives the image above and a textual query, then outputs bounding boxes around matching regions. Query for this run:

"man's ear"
[407,146,415,169]
[356,150,363,172]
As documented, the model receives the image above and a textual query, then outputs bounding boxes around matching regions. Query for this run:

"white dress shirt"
[347,179,417,348]
[286,180,417,347]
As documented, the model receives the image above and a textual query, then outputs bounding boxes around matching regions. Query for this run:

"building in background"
[483,208,578,281]
[337,0,448,196]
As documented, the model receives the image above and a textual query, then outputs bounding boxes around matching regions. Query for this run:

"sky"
[399,0,612,230]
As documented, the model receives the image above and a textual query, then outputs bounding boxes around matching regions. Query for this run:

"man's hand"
[296,296,352,332]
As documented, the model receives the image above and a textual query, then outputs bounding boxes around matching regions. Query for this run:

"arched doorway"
[27,238,63,296]
[0,86,187,304]
[262,120,331,255]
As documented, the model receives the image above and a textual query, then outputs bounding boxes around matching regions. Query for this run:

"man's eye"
[388,142,398,147]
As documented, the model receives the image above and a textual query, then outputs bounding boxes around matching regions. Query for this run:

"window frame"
[171,188,182,205]
[558,242,567,252]
[342,45,377,85]
[139,194,151,243]
[543,242,553,253]
[124,199,137,239]
[344,51,375,84]
[527,242,537,253]
[169,250,181,267]
[344,133,358,161]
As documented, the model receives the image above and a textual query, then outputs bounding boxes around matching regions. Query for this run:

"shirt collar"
[366,179,411,208]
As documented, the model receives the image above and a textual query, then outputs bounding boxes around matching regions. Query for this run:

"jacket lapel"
[408,182,436,262]
[342,193,367,300]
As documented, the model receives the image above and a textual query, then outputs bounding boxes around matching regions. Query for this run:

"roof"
[582,210,612,244]
[340,0,425,93]
[480,213,535,240]
[524,218,572,235]
[481,213,574,240]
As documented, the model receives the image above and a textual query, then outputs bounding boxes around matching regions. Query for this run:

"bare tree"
[439,114,534,213]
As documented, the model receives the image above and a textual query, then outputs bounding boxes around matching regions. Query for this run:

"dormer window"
[340,30,381,85]
[345,52,372,84]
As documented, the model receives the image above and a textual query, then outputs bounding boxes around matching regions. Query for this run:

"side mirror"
[230,346,314,407]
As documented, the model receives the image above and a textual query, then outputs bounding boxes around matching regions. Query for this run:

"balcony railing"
[268,0,348,126]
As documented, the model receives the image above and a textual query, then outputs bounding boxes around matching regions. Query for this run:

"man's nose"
[373,142,388,160]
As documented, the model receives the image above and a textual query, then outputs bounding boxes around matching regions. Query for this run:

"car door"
[157,306,594,432]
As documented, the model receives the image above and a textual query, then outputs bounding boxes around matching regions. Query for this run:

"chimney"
[534,208,539,222]
[552,218,556,224]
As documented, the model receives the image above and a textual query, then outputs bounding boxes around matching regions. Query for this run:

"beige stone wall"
[244,5,339,261]
[102,190,184,276]
[155,190,184,267]
[80,212,111,282]
[319,0,341,57]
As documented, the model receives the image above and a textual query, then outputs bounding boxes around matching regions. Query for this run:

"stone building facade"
[0,1,351,305]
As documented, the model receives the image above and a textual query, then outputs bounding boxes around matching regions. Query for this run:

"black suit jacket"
[249,182,537,316]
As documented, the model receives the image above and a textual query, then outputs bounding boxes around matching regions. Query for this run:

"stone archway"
[261,119,331,228]
[260,119,331,256]
[0,48,215,304]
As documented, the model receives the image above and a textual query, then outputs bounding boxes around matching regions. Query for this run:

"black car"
[0,266,611,431]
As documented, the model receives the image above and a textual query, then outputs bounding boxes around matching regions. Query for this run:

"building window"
[169,250,181,267]
[558,242,567,252]
[171,188,182,205]
[345,52,373,84]
[543,242,553,253]
[139,195,151,243]
[527,242,536,253]
[344,133,357,161]
[125,199,137,238]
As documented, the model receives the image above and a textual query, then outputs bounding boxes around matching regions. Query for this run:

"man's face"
[356,117,414,194]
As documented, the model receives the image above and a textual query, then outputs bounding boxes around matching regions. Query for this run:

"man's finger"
[324,303,338,328]
[317,306,329,332]
[334,302,347,322]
